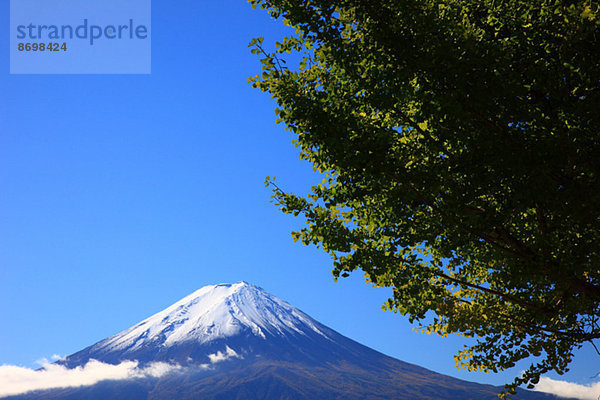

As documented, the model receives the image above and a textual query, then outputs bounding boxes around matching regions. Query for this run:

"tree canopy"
[249,0,600,396]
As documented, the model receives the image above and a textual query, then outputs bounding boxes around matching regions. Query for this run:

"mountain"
[4,282,569,400]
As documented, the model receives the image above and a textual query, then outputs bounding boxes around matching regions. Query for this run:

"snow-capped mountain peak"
[27,282,561,400]
[91,282,329,354]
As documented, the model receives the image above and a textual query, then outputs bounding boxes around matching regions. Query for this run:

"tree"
[248,0,600,396]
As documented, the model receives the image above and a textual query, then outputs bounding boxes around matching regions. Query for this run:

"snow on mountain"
[8,282,568,400]
[90,282,330,355]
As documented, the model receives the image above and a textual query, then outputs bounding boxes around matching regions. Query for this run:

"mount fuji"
[5,282,568,399]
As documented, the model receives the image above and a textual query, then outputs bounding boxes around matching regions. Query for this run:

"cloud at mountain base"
[208,346,240,363]
[534,376,600,400]
[0,359,181,397]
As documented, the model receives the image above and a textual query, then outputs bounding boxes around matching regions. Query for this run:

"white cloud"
[534,376,600,400]
[0,359,181,398]
[207,346,240,364]
[0,347,240,398]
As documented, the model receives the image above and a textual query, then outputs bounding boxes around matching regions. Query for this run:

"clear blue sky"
[0,0,597,389]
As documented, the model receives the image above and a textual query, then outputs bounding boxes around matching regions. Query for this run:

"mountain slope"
[62,282,340,367]
[90,282,330,351]
[4,282,569,400]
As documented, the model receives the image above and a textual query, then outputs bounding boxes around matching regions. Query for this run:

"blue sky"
[0,0,597,392]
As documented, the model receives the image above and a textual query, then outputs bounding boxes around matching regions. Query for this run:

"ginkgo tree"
[248,0,600,396]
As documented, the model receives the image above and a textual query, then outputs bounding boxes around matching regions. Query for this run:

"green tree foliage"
[248,0,600,396]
